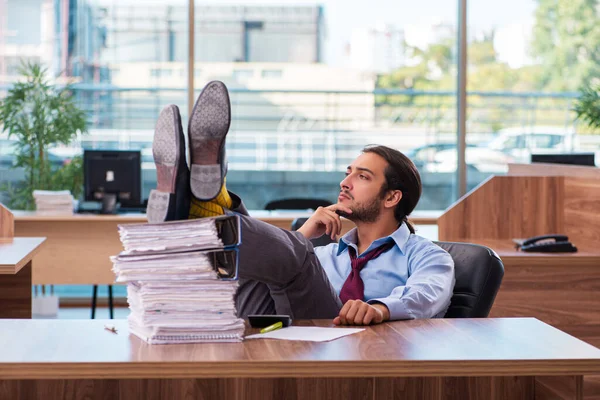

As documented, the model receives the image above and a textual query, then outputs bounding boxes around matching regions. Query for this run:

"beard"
[337,194,383,223]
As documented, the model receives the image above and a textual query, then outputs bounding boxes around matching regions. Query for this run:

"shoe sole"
[188,81,231,200]
[147,105,183,223]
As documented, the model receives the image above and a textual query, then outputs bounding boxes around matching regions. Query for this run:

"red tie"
[339,242,395,304]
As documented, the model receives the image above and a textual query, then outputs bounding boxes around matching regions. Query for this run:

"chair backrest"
[265,198,332,211]
[435,241,504,318]
[291,217,335,247]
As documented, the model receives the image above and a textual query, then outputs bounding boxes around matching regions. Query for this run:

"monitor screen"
[83,150,142,207]
[531,153,595,167]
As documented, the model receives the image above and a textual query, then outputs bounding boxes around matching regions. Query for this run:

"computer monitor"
[531,153,596,167]
[84,150,142,213]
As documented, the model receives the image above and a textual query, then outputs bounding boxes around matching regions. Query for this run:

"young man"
[147,81,455,326]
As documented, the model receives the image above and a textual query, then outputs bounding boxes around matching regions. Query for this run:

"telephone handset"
[517,234,577,253]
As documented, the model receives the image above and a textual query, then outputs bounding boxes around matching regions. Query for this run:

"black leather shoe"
[188,80,230,201]
[147,105,191,223]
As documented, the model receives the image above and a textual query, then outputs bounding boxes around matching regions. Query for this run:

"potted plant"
[0,62,88,210]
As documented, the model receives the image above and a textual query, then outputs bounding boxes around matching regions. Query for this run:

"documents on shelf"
[32,190,75,215]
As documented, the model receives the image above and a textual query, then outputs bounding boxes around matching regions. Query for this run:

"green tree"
[531,0,600,91]
[467,34,519,91]
[377,33,531,93]
[0,62,88,210]
[469,32,497,66]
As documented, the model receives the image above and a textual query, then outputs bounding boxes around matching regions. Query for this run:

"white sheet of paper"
[245,326,364,342]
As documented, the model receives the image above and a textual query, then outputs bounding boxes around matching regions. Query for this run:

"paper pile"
[33,190,74,215]
[111,216,245,344]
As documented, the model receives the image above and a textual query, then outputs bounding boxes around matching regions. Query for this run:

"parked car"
[486,126,576,162]
[409,126,578,174]
[426,147,513,173]
[406,143,511,174]
[405,143,458,169]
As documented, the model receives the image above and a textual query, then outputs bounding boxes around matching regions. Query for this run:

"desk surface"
[1,318,599,379]
[464,238,600,266]
[0,237,46,274]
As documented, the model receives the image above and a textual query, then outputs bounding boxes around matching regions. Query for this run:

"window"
[232,69,254,80]
[261,69,282,79]
[0,0,189,301]
[467,1,600,186]
[150,68,173,78]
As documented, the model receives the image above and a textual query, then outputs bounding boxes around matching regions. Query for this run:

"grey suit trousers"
[228,193,343,319]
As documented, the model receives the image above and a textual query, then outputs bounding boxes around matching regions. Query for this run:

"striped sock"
[188,179,233,219]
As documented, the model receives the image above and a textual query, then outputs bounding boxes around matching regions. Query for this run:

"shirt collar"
[336,222,411,256]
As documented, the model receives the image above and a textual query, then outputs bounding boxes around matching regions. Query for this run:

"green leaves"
[0,61,88,210]
[574,84,600,130]
[532,0,600,91]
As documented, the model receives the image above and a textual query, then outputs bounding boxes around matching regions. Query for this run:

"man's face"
[337,152,389,223]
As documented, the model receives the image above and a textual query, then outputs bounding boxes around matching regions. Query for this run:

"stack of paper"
[33,190,74,215]
[111,216,245,344]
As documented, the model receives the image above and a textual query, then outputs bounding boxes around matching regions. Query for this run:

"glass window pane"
[193,1,458,211]
[0,0,188,300]
[467,0,600,189]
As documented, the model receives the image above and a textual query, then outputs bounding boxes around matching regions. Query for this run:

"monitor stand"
[101,194,118,214]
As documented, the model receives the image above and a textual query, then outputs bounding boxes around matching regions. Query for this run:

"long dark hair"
[362,145,422,234]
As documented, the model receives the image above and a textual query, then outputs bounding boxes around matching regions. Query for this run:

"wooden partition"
[440,165,600,245]
[438,165,600,347]
[508,162,600,179]
[0,203,13,238]
[439,176,565,241]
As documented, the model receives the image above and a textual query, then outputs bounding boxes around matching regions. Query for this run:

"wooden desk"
[465,238,600,268]
[13,211,437,285]
[438,174,600,350]
[0,318,598,400]
[457,239,600,349]
[0,237,45,318]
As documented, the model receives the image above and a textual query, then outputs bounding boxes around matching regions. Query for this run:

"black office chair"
[291,217,335,247]
[265,198,332,211]
[435,241,504,318]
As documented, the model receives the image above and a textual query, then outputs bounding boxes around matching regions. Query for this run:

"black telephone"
[517,234,578,253]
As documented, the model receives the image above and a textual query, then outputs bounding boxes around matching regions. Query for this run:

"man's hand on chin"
[333,300,390,326]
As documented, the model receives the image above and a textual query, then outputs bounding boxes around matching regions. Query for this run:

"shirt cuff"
[367,297,415,321]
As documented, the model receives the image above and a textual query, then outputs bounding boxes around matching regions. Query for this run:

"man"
[147,81,455,326]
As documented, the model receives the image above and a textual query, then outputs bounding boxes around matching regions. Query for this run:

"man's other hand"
[296,205,353,241]
[333,300,390,326]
